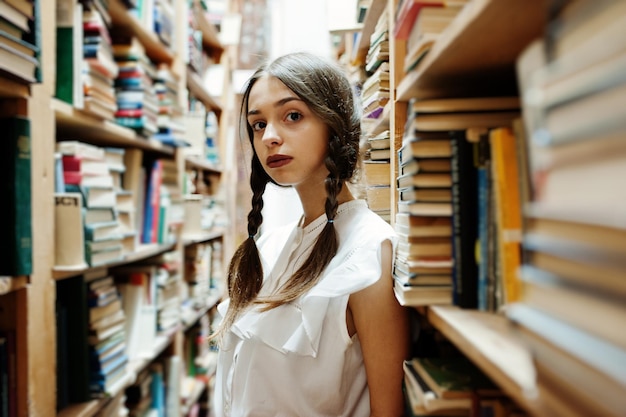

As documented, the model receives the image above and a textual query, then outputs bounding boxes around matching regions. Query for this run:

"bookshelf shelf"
[57,372,133,417]
[127,326,178,378]
[185,155,223,174]
[352,0,387,66]
[186,67,223,116]
[53,99,175,155]
[108,0,175,65]
[52,242,177,280]
[183,291,223,331]
[0,276,28,295]
[426,306,550,416]
[182,228,225,246]
[0,76,30,98]
[192,0,224,63]
[181,378,208,416]
[396,0,548,101]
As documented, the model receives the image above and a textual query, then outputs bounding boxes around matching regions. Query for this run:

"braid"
[212,155,269,340]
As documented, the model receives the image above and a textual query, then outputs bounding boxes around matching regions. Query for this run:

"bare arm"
[348,240,410,417]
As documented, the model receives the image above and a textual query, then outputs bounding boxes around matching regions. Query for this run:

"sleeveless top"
[213,200,397,417]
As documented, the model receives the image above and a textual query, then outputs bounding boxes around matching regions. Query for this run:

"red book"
[393,0,445,40]
[115,109,144,118]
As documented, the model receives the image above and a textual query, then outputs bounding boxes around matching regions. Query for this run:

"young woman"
[212,52,409,417]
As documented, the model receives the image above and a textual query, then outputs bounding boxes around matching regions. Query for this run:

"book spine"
[0,116,32,275]
[450,130,478,308]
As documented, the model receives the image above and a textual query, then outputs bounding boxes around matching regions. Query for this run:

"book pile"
[393,96,521,308]
[153,65,187,146]
[0,0,40,85]
[508,2,626,416]
[153,254,182,333]
[401,3,463,73]
[86,272,129,397]
[362,7,389,118]
[112,36,159,137]
[82,4,119,119]
[184,242,214,309]
[57,141,125,267]
[403,356,515,417]
[362,129,392,222]
[154,0,175,47]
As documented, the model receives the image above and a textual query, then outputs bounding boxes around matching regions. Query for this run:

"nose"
[261,122,282,146]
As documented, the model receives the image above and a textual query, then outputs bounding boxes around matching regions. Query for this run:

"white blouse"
[213,199,397,417]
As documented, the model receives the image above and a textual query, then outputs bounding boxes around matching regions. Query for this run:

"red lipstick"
[266,154,292,168]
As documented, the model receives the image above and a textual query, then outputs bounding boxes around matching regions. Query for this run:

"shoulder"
[335,200,397,253]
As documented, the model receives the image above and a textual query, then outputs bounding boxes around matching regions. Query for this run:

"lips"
[266,154,292,168]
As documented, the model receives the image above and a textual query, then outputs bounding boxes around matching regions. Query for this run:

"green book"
[0,116,32,275]
[55,0,83,106]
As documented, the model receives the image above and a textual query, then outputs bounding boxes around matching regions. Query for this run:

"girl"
[213,52,409,417]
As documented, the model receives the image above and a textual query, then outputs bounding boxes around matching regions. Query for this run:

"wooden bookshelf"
[426,306,551,415]
[108,0,175,65]
[52,242,177,280]
[192,0,224,63]
[0,76,30,98]
[0,276,28,296]
[53,99,175,155]
[396,0,549,100]
[183,228,225,246]
[186,66,223,117]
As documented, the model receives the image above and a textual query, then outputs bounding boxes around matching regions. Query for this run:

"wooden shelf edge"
[186,67,223,115]
[193,1,224,63]
[53,243,177,280]
[397,0,548,101]
[182,228,225,246]
[426,306,550,416]
[0,276,28,296]
[56,372,133,417]
[127,326,179,377]
[53,99,175,155]
[108,0,174,64]
[0,75,30,99]
[181,378,208,415]
[185,155,223,173]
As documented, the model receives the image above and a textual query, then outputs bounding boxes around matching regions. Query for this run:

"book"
[55,0,84,107]
[410,356,499,399]
[397,200,452,216]
[394,0,468,40]
[54,192,88,269]
[0,116,32,275]
[0,42,38,83]
[406,111,519,132]
[507,303,626,417]
[362,160,391,186]
[65,184,116,208]
[400,157,451,176]
[411,96,520,113]
[450,130,478,308]
[519,263,626,350]
[489,127,523,304]
[398,187,451,202]
[397,237,452,259]
[395,212,452,237]
[393,280,452,306]
[397,172,452,189]
[398,137,452,165]
[394,269,452,286]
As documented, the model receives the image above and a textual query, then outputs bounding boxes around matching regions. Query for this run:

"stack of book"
[508,1,626,416]
[112,36,159,137]
[394,130,453,306]
[86,271,129,397]
[393,96,520,308]
[153,65,187,146]
[184,242,213,309]
[124,367,154,416]
[362,129,392,221]
[58,141,125,267]
[362,7,389,118]
[403,356,512,417]
[82,4,118,119]
[0,0,40,84]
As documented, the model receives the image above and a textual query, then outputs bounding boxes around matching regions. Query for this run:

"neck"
[297,182,355,228]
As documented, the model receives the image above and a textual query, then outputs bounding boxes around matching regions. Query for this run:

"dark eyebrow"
[247,96,302,117]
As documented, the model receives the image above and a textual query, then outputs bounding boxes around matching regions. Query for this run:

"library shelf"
[396,0,549,101]
[426,305,551,416]
[0,275,28,295]
[192,0,224,63]
[185,155,223,174]
[57,372,134,417]
[181,377,208,416]
[52,242,178,280]
[127,324,180,378]
[352,0,388,66]
[0,76,30,98]
[186,67,223,117]
[108,0,175,65]
[183,228,225,246]
[182,291,223,331]
[368,101,391,136]
[53,99,175,155]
